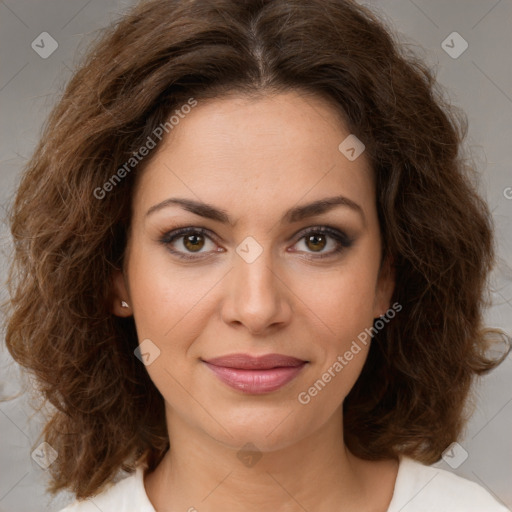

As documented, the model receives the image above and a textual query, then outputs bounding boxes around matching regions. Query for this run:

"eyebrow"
[146,195,366,226]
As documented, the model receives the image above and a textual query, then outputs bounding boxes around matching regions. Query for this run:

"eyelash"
[159,226,354,261]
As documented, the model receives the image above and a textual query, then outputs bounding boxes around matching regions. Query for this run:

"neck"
[144,407,397,512]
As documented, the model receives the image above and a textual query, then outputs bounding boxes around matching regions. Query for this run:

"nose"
[221,245,293,335]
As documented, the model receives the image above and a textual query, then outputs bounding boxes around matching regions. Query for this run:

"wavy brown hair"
[3,0,509,500]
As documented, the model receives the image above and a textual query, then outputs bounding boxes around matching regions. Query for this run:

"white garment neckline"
[134,455,407,512]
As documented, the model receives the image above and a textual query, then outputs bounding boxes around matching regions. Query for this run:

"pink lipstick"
[202,353,307,394]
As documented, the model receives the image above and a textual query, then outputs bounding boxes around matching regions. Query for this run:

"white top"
[59,456,510,511]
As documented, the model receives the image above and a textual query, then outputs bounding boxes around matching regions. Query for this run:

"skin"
[112,90,398,511]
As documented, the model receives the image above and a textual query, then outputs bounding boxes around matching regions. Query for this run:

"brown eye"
[160,226,352,261]
[183,233,205,252]
[160,227,221,260]
[305,233,327,252]
[292,226,354,259]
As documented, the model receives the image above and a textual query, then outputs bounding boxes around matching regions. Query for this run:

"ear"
[373,254,395,318]
[110,269,132,317]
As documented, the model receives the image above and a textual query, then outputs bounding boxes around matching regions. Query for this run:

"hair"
[2,0,510,501]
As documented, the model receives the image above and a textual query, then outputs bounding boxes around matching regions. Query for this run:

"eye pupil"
[306,233,326,252]
[184,233,204,252]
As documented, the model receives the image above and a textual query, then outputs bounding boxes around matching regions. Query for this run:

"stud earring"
[121,301,130,309]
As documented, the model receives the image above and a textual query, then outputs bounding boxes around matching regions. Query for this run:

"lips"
[204,353,306,370]
[202,353,308,394]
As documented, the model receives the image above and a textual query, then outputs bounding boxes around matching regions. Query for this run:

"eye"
[291,226,353,259]
[159,225,353,261]
[160,227,221,260]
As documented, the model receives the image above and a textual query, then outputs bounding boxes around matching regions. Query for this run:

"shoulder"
[58,465,155,512]
[387,456,510,512]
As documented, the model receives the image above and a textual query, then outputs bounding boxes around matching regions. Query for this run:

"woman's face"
[113,90,394,451]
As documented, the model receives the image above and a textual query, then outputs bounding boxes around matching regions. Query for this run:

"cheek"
[127,244,220,341]
[127,248,212,403]
[290,254,380,401]
[297,262,379,344]
[295,272,376,407]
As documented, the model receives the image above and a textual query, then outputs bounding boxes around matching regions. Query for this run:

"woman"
[3,0,510,510]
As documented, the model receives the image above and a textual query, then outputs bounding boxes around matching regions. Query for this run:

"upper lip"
[202,353,307,370]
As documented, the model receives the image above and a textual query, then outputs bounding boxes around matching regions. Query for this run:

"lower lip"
[203,361,307,394]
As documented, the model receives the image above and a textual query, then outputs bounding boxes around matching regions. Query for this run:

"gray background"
[0,0,511,510]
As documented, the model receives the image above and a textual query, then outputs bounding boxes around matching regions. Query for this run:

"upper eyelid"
[162,225,349,247]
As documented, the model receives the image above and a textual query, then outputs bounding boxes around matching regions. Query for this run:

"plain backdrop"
[0,1,511,511]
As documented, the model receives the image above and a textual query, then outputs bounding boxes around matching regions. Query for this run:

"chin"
[199,404,320,452]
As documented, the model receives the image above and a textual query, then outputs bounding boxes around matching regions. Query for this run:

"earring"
[121,301,130,309]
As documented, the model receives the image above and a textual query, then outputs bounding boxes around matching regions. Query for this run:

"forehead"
[133,90,374,221]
